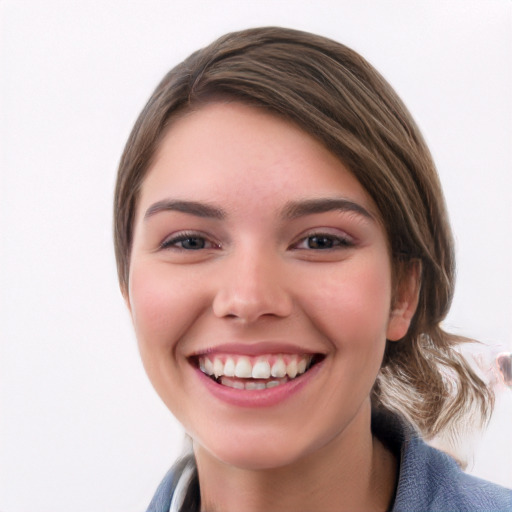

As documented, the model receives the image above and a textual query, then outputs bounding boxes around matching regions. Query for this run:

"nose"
[212,249,293,323]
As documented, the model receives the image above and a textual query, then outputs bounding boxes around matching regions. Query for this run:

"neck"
[194,405,397,512]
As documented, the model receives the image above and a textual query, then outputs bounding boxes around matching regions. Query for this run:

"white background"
[1,1,511,510]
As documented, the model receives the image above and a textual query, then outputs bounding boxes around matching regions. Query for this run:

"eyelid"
[159,230,220,250]
[290,229,356,250]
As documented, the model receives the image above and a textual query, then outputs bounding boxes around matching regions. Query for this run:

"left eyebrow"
[281,198,375,221]
[144,199,226,220]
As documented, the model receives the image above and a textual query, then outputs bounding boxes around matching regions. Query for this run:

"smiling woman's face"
[127,102,415,470]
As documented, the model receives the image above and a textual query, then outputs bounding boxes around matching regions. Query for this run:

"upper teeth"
[198,354,312,380]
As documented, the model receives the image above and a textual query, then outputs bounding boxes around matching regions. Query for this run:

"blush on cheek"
[129,269,178,346]
[129,262,212,358]
[303,266,392,350]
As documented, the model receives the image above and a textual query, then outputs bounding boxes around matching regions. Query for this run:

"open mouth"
[192,353,324,390]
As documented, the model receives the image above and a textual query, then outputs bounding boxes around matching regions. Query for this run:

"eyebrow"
[143,197,374,222]
[144,200,226,220]
[281,198,374,221]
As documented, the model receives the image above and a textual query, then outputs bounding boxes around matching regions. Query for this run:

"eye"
[293,232,354,250]
[160,231,219,251]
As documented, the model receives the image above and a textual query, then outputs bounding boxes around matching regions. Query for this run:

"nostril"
[211,275,293,322]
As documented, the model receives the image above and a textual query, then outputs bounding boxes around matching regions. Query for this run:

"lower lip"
[193,360,324,408]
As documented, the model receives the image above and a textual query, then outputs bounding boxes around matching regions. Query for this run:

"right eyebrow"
[281,197,375,221]
[144,199,226,220]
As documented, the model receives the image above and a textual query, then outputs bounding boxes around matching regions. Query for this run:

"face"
[127,102,415,470]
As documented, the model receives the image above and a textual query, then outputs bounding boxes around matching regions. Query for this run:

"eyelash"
[159,231,220,251]
[159,231,354,251]
[292,232,355,250]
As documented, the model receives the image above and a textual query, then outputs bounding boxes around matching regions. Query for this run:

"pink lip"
[193,358,324,408]
[189,341,323,357]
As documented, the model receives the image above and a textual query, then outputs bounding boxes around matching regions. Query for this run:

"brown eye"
[293,233,354,250]
[307,235,336,249]
[160,232,218,251]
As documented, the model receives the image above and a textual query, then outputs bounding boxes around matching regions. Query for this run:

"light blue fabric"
[392,431,512,511]
[146,412,512,512]
[146,466,176,512]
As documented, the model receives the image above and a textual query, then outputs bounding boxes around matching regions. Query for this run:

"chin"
[208,448,305,472]
[193,428,321,472]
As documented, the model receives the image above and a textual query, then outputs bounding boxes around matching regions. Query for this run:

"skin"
[127,102,419,511]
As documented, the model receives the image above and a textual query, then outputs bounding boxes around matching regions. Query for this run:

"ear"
[386,259,421,342]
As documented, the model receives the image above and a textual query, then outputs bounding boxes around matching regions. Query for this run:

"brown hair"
[114,26,492,439]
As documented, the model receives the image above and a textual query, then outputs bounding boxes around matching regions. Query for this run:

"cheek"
[301,257,393,348]
[128,262,205,353]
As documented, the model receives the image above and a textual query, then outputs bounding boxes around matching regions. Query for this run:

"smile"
[195,353,321,390]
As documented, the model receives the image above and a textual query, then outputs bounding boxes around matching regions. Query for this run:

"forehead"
[137,102,380,220]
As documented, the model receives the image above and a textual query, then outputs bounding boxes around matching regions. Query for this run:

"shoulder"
[394,432,511,511]
[372,411,512,512]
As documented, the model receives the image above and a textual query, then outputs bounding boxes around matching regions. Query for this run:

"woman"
[114,27,511,511]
